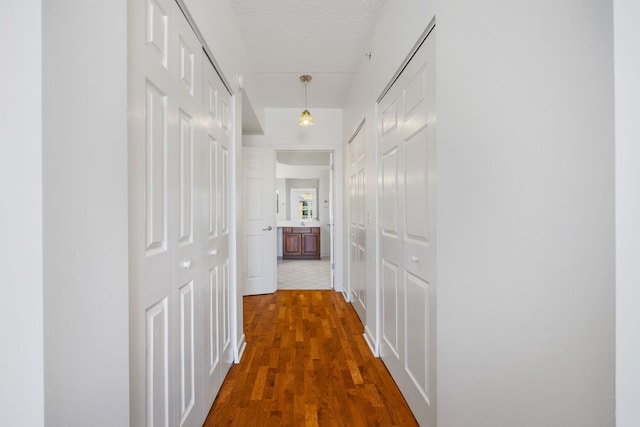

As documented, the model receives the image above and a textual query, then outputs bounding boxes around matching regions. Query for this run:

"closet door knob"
[209,249,218,256]
[181,259,192,269]
[411,256,419,263]
[262,225,273,231]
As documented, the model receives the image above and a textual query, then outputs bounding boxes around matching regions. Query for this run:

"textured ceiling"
[230,0,386,108]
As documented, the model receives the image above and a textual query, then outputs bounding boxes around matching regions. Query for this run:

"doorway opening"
[275,150,334,290]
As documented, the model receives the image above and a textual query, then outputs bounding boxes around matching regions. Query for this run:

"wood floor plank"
[204,290,418,426]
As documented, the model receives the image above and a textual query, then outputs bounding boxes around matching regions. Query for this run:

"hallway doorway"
[275,151,334,290]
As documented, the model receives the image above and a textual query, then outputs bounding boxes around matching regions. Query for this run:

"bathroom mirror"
[276,178,319,221]
[291,188,317,220]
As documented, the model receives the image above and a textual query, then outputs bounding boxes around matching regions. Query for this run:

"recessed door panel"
[350,240,358,301]
[178,110,194,246]
[208,84,217,118]
[145,81,168,254]
[357,169,365,227]
[222,259,231,360]
[404,71,425,120]
[405,273,429,404]
[382,101,398,135]
[206,266,219,375]
[382,260,399,359]
[207,136,218,239]
[146,298,169,427]
[350,174,357,226]
[357,244,366,310]
[179,281,195,424]
[221,99,229,131]
[147,0,168,67]
[178,37,194,96]
[404,129,428,243]
[382,148,399,236]
[221,146,229,234]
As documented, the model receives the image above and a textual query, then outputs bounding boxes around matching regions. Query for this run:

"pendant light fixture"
[298,75,314,127]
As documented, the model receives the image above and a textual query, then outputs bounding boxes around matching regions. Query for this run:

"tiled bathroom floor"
[277,258,331,290]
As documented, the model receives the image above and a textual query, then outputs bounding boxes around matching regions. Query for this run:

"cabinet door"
[283,233,301,256]
[302,233,319,257]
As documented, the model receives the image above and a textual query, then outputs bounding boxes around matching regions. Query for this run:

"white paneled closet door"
[348,123,367,324]
[173,10,203,427]
[378,28,436,426]
[202,51,233,407]
[129,1,232,426]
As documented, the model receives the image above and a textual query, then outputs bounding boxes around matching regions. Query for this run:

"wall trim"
[347,118,366,145]
[376,16,436,103]
[174,0,234,96]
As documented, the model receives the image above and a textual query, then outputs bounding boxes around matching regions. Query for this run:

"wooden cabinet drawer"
[291,227,310,234]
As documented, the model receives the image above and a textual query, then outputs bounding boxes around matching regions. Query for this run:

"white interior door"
[378,28,436,426]
[172,10,203,427]
[201,49,233,407]
[243,147,276,295]
[129,1,234,425]
[129,0,179,424]
[348,125,366,323]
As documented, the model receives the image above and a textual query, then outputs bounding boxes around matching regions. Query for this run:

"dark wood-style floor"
[204,290,418,426]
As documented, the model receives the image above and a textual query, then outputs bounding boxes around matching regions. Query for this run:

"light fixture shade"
[298,75,314,127]
[299,109,314,126]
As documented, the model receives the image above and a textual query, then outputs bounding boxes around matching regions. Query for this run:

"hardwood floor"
[204,290,418,426]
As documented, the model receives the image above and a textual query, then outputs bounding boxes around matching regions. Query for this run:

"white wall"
[0,3,44,426]
[244,108,346,291]
[344,1,615,425]
[615,0,640,425]
[437,1,614,425]
[42,1,130,426]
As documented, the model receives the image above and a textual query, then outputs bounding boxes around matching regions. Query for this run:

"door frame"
[274,149,337,289]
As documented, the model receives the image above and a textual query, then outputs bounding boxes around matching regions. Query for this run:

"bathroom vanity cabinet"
[282,227,320,260]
